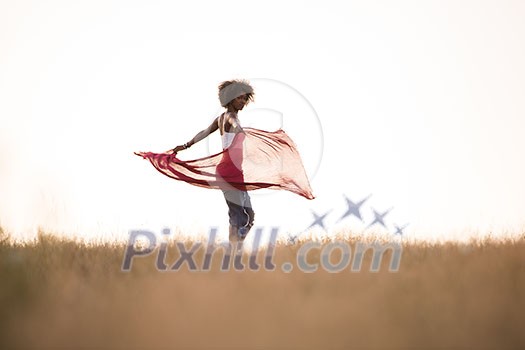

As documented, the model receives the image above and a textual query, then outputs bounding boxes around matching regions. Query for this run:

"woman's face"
[231,94,249,111]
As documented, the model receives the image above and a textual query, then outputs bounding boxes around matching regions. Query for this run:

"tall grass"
[1,229,524,349]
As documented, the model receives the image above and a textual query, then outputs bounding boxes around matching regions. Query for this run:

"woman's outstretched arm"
[168,117,219,154]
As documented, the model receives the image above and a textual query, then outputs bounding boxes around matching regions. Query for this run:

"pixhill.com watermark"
[121,227,402,273]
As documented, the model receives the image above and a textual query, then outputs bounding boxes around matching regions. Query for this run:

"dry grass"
[1,229,524,349]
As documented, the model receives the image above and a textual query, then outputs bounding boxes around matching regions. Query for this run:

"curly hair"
[218,79,255,108]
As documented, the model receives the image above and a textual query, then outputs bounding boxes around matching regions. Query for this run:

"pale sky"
[1,0,524,242]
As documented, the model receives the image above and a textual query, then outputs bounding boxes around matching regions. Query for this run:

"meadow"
[1,227,524,349]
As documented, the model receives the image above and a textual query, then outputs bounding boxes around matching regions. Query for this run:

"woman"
[170,80,256,242]
[136,79,314,243]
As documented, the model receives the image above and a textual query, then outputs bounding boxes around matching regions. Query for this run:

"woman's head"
[218,79,255,109]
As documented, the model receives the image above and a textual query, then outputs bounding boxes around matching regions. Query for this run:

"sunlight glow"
[1,1,525,242]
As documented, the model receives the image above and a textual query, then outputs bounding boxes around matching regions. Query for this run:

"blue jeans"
[221,190,255,232]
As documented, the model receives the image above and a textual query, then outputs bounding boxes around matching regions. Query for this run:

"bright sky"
[1,0,524,242]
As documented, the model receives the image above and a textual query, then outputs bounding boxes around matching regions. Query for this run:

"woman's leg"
[222,190,255,242]
[237,191,254,239]
[229,225,239,243]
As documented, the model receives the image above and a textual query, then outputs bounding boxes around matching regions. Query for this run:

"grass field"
[1,228,524,349]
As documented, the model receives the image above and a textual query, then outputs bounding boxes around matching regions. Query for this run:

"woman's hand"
[167,144,187,155]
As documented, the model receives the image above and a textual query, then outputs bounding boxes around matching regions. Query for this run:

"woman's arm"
[169,117,219,154]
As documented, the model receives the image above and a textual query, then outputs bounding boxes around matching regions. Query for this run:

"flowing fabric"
[135,128,314,200]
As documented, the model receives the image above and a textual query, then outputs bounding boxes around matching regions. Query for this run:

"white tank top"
[220,112,240,149]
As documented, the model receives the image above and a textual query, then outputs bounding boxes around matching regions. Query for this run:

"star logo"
[366,207,393,229]
[307,209,331,230]
[393,223,408,236]
[287,234,299,245]
[302,193,409,239]
[337,194,372,223]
